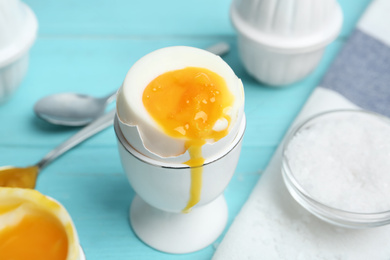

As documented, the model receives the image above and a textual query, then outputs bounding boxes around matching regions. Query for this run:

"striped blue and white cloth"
[322,20,390,117]
[213,0,390,259]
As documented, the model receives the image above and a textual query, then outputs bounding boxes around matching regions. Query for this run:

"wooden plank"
[23,0,371,38]
[23,0,234,36]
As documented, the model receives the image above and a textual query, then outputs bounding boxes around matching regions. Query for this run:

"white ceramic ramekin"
[0,1,38,102]
[230,0,343,86]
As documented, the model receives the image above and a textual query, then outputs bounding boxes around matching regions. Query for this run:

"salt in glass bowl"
[282,109,390,228]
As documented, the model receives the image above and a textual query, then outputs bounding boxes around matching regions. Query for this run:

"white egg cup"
[114,114,246,254]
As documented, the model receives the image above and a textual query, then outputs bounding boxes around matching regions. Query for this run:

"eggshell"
[116,46,244,163]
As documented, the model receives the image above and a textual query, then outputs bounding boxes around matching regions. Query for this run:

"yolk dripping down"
[142,67,234,212]
[0,203,69,260]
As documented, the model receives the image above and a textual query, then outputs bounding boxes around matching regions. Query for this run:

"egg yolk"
[0,208,68,260]
[143,67,234,212]
[0,166,39,189]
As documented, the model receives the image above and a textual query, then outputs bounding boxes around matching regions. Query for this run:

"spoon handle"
[36,109,116,170]
[207,42,230,57]
[104,91,117,104]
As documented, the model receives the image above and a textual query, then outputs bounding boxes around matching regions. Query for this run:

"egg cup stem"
[130,194,228,254]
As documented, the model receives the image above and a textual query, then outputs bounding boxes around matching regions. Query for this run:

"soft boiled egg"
[116,46,244,212]
[117,46,244,161]
[0,188,81,260]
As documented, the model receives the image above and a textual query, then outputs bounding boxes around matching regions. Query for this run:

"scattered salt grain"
[285,112,390,213]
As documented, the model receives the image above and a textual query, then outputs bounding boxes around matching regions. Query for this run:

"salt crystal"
[285,112,390,213]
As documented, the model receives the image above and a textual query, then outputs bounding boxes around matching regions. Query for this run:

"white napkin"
[213,0,390,259]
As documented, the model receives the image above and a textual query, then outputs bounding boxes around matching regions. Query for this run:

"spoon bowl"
[0,165,39,188]
[34,92,116,126]
[33,42,230,126]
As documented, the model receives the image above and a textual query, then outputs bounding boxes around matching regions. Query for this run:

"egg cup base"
[130,194,228,254]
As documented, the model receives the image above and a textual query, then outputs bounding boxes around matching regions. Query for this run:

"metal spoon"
[33,42,230,127]
[34,91,116,126]
[0,109,115,189]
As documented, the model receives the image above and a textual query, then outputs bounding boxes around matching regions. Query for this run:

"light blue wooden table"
[0,0,372,259]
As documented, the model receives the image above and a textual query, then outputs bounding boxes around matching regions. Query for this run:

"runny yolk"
[142,67,234,213]
[0,211,69,260]
[0,166,39,189]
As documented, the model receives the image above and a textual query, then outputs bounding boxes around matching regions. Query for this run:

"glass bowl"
[282,109,390,228]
